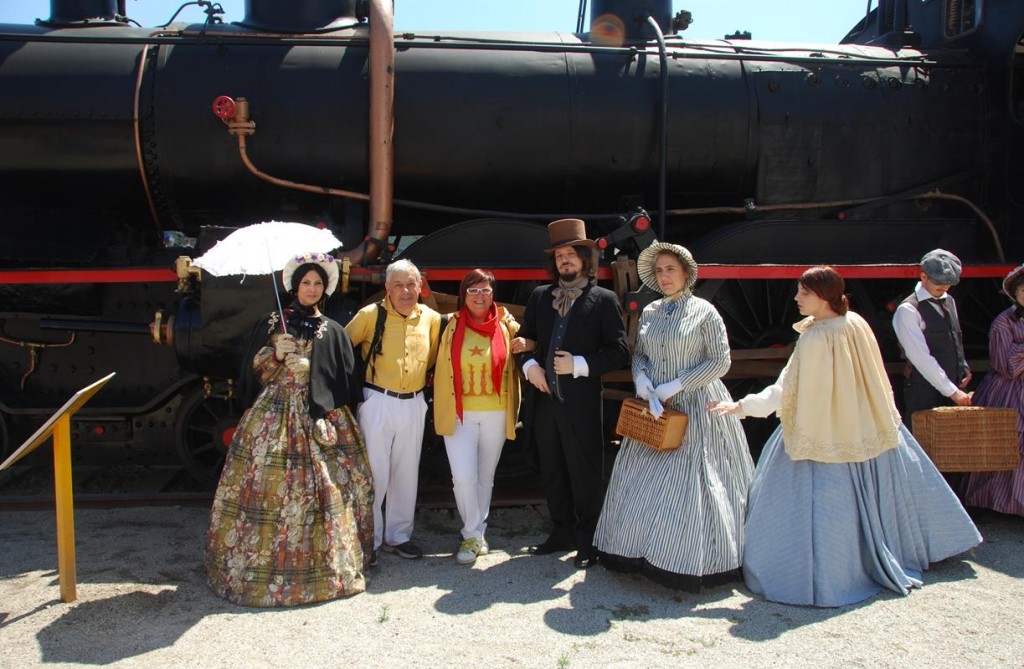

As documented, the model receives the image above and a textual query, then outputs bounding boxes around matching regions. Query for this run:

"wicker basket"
[615,398,688,451]
[911,406,1021,472]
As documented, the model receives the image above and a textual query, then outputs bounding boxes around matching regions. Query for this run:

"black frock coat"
[518,282,629,548]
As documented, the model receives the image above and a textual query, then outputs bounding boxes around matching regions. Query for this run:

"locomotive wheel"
[175,382,241,490]
[698,279,798,462]
[698,278,800,352]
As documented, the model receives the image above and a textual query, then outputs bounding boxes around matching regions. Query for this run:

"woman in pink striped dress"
[962,264,1024,516]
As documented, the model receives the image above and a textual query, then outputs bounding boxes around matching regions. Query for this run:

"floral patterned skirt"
[206,376,374,607]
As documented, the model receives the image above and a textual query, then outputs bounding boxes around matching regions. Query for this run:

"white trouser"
[358,388,427,548]
[443,410,507,540]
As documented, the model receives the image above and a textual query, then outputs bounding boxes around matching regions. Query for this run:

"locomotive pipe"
[133,43,161,231]
[39,319,152,335]
[219,97,623,227]
[0,31,951,69]
[214,0,395,268]
[647,15,668,240]
[226,98,370,203]
[362,0,395,266]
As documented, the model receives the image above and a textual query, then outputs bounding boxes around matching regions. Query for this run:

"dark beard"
[558,269,578,281]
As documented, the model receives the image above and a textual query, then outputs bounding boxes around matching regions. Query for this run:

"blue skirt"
[743,425,981,607]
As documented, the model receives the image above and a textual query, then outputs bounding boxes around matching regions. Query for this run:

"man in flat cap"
[517,219,629,569]
[893,248,972,421]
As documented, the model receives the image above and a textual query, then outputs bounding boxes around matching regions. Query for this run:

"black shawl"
[237,304,361,417]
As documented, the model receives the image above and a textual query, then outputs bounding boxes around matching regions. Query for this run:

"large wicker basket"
[911,406,1021,472]
[615,398,688,451]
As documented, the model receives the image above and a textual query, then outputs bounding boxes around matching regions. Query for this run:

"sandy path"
[1,506,1021,668]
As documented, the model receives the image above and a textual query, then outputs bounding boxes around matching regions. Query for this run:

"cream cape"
[780,311,901,463]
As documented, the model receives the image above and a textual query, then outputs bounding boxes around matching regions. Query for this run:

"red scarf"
[452,304,507,421]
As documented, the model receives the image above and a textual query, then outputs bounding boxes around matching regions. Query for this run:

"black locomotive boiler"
[0,0,1021,486]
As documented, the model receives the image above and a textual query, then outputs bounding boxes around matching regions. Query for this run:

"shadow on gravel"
[0,599,59,630]
[34,589,203,665]
[961,510,1024,578]
[542,525,990,642]
[683,553,980,643]
[544,570,746,637]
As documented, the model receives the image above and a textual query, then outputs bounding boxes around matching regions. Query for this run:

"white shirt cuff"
[522,358,539,378]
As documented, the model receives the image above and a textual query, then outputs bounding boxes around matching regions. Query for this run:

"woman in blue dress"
[595,243,754,591]
[710,266,981,607]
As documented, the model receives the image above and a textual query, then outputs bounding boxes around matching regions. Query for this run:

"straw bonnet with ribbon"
[282,252,339,297]
[1002,263,1024,301]
[637,242,699,295]
[545,218,597,252]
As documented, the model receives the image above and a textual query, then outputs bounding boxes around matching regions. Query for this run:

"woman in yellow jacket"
[434,269,527,565]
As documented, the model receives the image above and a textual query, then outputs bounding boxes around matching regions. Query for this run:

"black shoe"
[527,539,574,555]
[573,549,599,570]
[368,549,379,568]
[382,541,423,560]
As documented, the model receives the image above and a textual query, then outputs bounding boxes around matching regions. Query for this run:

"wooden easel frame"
[0,372,115,603]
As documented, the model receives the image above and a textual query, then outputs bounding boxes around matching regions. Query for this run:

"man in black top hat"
[518,218,629,569]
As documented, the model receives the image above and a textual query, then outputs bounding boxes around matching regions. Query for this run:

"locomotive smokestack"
[239,0,362,33]
[590,0,672,44]
[46,0,118,24]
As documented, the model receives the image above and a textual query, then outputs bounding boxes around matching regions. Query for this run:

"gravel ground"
[1,505,1022,669]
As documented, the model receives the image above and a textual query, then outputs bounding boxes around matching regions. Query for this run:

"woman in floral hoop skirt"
[206,252,373,607]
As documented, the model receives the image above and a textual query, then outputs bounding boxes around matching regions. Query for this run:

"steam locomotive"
[1,0,1021,487]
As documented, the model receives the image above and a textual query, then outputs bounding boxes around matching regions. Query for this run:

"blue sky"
[2,1,869,44]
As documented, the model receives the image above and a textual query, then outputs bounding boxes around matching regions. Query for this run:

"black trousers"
[533,391,606,551]
[903,378,964,495]
[902,378,954,428]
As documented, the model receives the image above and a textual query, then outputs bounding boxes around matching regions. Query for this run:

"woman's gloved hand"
[654,378,683,402]
[313,417,338,447]
[272,333,296,361]
[634,373,655,400]
[647,395,665,420]
[284,353,310,374]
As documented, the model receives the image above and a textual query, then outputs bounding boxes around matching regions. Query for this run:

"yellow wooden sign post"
[0,372,116,603]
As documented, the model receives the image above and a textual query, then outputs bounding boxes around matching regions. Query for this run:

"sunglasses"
[466,287,493,295]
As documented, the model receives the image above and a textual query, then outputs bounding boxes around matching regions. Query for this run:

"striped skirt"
[595,391,754,584]
[961,363,1024,516]
[743,424,982,607]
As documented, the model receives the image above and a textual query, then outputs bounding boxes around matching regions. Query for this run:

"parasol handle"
[267,242,287,333]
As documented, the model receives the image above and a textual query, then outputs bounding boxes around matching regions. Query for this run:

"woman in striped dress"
[711,266,981,607]
[962,264,1024,516]
[594,243,754,591]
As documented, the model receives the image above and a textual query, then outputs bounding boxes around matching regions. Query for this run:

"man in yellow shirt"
[346,259,441,563]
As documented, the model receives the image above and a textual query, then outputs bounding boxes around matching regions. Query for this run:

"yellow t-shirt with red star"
[460,328,507,411]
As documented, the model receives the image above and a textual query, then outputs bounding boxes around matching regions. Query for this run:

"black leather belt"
[365,383,421,400]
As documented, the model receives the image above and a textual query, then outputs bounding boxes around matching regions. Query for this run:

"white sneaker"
[456,537,482,565]
[478,537,490,555]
